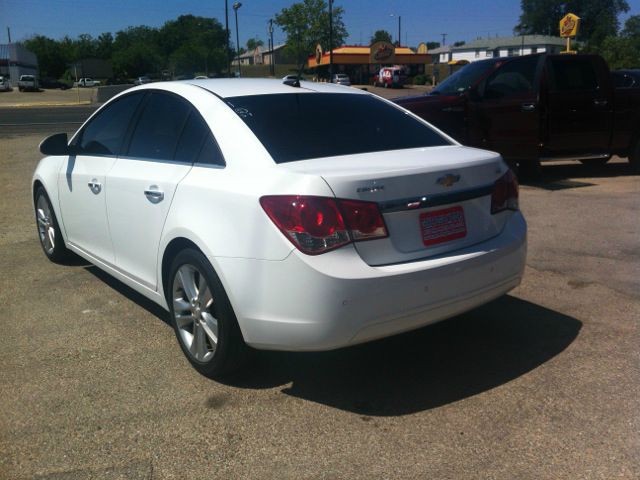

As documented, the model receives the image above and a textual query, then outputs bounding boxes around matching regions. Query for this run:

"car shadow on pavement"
[522,161,636,189]
[84,265,171,326]
[223,295,582,416]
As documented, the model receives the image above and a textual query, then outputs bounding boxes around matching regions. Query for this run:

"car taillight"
[260,195,388,255]
[491,169,519,214]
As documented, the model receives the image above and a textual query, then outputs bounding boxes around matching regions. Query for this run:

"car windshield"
[226,93,450,163]
[431,60,495,96]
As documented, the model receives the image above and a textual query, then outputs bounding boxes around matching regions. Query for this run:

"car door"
[58,92,145,263]
[467,55,543,161]
[543,55,613,156]
[105,91,222,290]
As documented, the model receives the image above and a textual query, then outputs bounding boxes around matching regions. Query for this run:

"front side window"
[76,93,144,155]
[226,93,450,164]
[127,91,191,161]
[483,55,539,99]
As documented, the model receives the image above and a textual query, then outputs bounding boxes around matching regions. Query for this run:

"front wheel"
[168,249,249,378]
[34,187,71,262]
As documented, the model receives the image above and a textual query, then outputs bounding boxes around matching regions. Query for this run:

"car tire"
[630,139,640,174]
[517,158,542,179]
[579,157,610,166]
[167,248,249,378]
[34,186,72,263]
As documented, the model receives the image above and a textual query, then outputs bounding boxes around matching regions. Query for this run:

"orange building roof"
[308,45,430,68]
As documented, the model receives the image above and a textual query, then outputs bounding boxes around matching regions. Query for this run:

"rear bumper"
[215,211,527,351]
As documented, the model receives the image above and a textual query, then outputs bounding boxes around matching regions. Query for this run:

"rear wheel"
[579,157,610,166]
[168,249,248,378]
[630,139,640,174]
[34,186,71,262]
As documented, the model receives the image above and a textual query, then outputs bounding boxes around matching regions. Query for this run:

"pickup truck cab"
[18,74,39,92]
[395,54,640,173]
[74,77,101,87]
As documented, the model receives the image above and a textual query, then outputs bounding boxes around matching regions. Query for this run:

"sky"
[2,0,639,48]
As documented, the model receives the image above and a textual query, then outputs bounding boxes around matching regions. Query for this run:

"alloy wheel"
[36,194,55,255]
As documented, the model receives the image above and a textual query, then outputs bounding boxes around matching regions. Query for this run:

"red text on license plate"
[420,206,467,246]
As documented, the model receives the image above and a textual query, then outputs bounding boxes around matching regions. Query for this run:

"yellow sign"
[559,13,580,38]
[370,41,396,64]
[417,43,428,54]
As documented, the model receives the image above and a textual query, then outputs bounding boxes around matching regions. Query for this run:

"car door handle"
[593,99,608,107]
[87,179,101,194]
[521,103,536,112]
[144,187,164,203]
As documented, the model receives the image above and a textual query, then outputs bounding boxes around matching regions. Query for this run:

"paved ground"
[0,124,638,478]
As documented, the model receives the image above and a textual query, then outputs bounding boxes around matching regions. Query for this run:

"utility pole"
[440,33,447,46]
[7,27,11,43]
[329,0,333,80]
[398,16,401,47]
[268,19,275,76]
[233,2,242,77]
[225,1,231,77]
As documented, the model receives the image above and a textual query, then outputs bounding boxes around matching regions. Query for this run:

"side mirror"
[39,133,71,156]
[468,86,482,102]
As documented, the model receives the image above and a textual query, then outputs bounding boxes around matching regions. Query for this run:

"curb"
[0,101,93,108]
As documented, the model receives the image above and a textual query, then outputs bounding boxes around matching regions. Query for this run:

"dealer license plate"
[420,206,467,247]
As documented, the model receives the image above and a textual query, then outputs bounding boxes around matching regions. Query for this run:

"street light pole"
[390,14,401,47]
[233,2,242,77]
[268,18,275,76]
[329,0,333,81]
[225,0,230,77]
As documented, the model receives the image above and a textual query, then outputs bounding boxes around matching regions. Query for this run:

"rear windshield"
[225,93,450,163]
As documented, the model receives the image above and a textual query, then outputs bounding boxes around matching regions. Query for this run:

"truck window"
[549,57,598,92]
[483,55,539,99]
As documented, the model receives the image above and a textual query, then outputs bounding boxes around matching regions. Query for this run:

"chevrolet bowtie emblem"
[437,174,461,187]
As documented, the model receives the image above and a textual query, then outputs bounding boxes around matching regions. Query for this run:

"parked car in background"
[40,78,71,90]
[395,53,640,174]
[134,76,152,85]
[18,75,39,92]
[0,76,12,92]
[33,79,526,378]
[74,78,101,87]
[331,73,351,86]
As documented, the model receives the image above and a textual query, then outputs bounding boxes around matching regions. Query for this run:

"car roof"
[171,78,366,98]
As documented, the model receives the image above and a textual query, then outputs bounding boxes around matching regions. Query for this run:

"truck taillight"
[260,195,388,255]
[491,170,519,214]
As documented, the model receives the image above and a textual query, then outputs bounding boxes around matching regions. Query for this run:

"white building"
[0,43,38,84]
[433,35,567,64]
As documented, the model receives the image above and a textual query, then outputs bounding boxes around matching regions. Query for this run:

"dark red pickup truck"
[395,54,640,174]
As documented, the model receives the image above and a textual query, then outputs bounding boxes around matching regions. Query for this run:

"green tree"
[275,0,348,71]
[600,15,640,68]
[21,35,67,78]
[370,30,392,44]
[158,15,227,76]
[426,42,440,50]
[112,26,162,77]
[515,0,630,48]
[246,38,264,51]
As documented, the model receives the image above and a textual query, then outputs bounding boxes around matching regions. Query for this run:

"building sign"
[559,13,580,38]
[370,41,396,64]
[315,44,323,64]
[417,43,428,54]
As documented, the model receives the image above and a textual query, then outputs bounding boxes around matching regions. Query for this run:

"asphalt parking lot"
[1,114,639,478]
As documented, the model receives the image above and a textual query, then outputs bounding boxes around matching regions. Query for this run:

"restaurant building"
[307,42,430,83]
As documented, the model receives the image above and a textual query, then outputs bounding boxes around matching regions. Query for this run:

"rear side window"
[549,57,598,91]
[77,93,144,155]
[226,93,450,163]
[127,91,191,161]
[174,111,225,166]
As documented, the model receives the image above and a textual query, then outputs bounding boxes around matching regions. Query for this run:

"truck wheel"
[630,139,640,174]
[579,157,610,166]
[517,158,541,180]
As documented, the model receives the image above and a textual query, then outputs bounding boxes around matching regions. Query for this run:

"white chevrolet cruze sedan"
[33,79,526,377]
